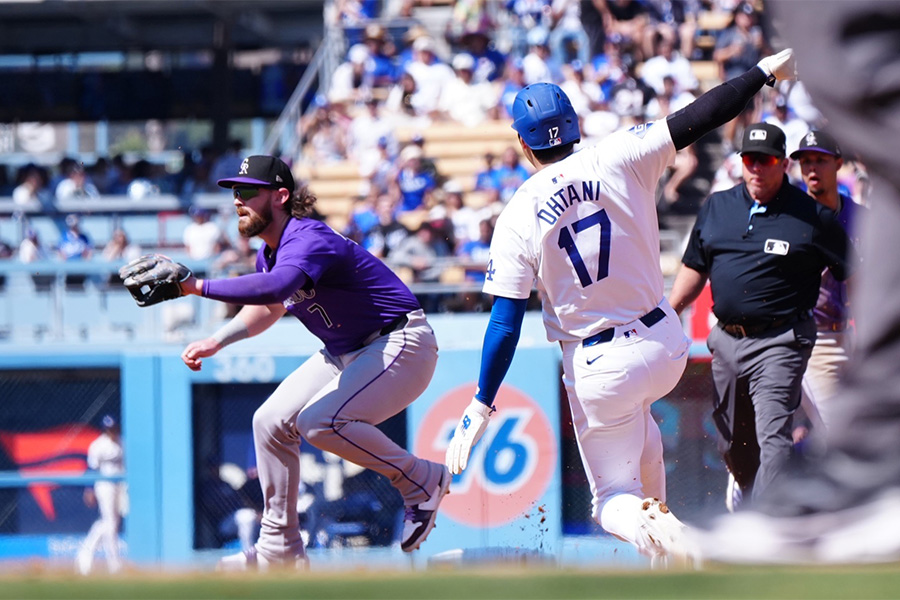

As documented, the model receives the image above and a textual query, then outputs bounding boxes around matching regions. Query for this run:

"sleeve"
[481,202,537,300]
[816,207,855,281]
[666,66,768,150]
[86,440,100,471]
[203,264,309,305]
[609,120,677,190]
[475,296,529,406]
[681,199,712,273]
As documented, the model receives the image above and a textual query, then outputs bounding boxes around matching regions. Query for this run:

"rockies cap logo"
[805,131,817,146]
[239,159,250,175]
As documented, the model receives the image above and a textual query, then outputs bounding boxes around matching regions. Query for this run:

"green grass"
[3,565,900,600]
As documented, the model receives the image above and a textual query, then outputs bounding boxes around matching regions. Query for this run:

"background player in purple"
[126,155,450,569]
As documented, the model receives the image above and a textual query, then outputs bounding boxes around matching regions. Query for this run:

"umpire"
[668,122,854,504]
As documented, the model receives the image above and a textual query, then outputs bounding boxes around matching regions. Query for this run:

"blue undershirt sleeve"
[474,296,529,407]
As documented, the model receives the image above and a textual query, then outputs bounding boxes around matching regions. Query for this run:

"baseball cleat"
[638,498,700,569]
[401,465,451,552]
[217,546,309,571]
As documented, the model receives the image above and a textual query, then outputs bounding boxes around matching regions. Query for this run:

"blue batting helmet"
[511,83,581,150]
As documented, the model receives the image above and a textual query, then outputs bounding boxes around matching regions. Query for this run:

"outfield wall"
[0,313,724,568]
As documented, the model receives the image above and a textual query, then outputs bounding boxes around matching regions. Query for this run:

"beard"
[238,209,270,238]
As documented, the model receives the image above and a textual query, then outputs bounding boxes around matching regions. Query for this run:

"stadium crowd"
[0,0,872,306]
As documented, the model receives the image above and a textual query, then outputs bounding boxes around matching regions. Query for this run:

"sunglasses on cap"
[232,186,270,201]
[742,153,781,168]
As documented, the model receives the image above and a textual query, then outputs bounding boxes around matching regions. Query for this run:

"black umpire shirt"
[681,177,852,326]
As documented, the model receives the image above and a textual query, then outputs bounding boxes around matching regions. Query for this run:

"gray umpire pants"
[706,318,816,502]
[769,0,900,510]
[251,309,443,561]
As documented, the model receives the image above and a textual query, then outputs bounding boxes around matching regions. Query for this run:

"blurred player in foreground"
[120,155,449,569]
[444,49,797,566]
[76,415,126,575]
[695,0,900,564]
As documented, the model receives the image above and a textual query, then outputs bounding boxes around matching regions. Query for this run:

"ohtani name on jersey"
[536,180,600,225]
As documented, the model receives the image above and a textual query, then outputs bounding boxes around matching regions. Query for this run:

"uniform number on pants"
[557,209,611,288]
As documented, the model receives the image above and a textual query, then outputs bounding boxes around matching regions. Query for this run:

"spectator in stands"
[600,0,653,62]
[714,1,766,81]
[456,26,507,83]
[58,214,93,261]
[12,165,50,208]
[765,95,809,159]
[522,27,556,84]
[607,54,656,124]
[559,60,605,118]
[349,97,396,177]
[644,74,695,119]
[343,190,381,244]
[101,229,142,263]
[391,220,452,283]
[362,194,411,259]
[328,44,374,105]
[127,159,162,200]
[493,146,531,203]
[406,37,456,117]
[302,100,349,165]
[457,218,494,283]
[431,179,488,250]
[366,136,400,194]
[18,229,47,263]
[394,144,437,213]
[640,32,699,97]
[497,58,527,119]
[504,0,551,58]
[437,53,499,127]
[407,133,440,183]
[183,206,225,261]
[396,24,431,74]
[0,238,13,259]
[384,70,419,119]
[55,163,100,201]
[645,0,702,61]
[361,23,399,89]
[547,0,591,65]
[446,0,494,44]
[474,152,499,192]
[333,0,381,26]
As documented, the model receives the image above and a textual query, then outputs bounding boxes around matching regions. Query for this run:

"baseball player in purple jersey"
[169,155,448,568]
[443,49,797,567]
[792,130,863,435]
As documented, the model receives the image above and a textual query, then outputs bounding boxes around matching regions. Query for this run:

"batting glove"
[757,48,796,86]
[445,398,494,475]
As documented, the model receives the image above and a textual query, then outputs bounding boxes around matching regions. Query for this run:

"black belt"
[720,311,809,339]
[379,314,409,336]
[583,307,666,347]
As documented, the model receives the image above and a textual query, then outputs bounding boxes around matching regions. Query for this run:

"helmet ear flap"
[511,83,581,150]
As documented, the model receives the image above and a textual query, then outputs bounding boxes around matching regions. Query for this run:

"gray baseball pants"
[251,309,443,561]
[706,318,816,502]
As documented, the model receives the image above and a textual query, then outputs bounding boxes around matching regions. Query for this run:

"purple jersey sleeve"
[242,218,421,355]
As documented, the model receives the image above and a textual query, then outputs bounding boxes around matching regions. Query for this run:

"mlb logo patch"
[764,239,789,255]
[750,129,768,141]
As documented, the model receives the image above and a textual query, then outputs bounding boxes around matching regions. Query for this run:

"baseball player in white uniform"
[77,415,126,575]
[445,49,797,566]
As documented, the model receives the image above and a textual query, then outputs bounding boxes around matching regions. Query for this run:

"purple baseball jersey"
[814,194,862,329]
[258,218,421,355]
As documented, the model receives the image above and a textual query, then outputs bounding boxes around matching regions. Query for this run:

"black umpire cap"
[217,155,295,193]
[790,129,842,159]
[741,123,787,158]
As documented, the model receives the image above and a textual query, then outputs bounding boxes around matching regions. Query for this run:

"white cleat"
[401,465,451,552]
[216,546,309,572]
[638,498,701,569]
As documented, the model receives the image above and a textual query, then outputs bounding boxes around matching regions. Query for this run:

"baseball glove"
[119,254,192,307]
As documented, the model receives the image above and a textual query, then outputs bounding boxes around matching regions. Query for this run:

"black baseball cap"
[741,123,786,158]
[217,155,295,192]
[790,129,842,159]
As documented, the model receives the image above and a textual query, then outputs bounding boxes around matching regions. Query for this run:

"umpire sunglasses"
[741,153,781,168]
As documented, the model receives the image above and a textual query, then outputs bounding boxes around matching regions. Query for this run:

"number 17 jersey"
[483,121,676,343]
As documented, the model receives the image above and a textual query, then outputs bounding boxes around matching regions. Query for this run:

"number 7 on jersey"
[557,209,611,288]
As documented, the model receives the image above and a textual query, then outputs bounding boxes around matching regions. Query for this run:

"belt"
[720,311,809,339]
[379,314,409,336]
[583,307,666,347]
